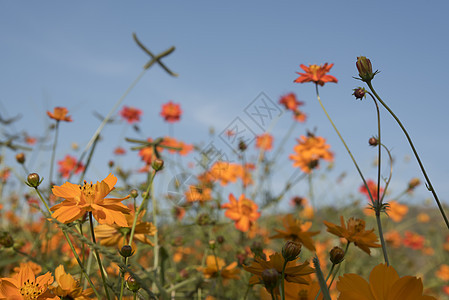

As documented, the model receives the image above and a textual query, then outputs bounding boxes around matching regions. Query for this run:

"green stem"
[49,121,59,185]
[314,84,376,204]
[119,256,128,300]
[366,81,449,230]
[280,260,288,300]
[368,92,389,265]
[89,212,112,300]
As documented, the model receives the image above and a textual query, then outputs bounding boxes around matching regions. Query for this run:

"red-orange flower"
[222,194,261,232]
[57,155,85,178]
[255,133,273,151]
[114,147,126,155]
[160,101,182,123]
[402,231,425,250]
[289,135,333,173]
[359,179,384,202]
[0,264,54,299]
[294,63,338,86]
[279,93,302,111]
[387,201,408,222]
[120,106,142,124]
[47,107,72,122]
[50,173,131,226]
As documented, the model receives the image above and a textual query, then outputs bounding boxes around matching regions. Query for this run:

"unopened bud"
[209,240,216,250]
[152,158,164,171]
[130,189,139,199]
[119,245,134,258]
[238,140,247,152]
[216,236,225,244]
[282,240,302,262]
[16,153,25,164]
[262,268,280,292]
[356,56,378,82]
[0,231,14,248]
[408,178,421,190]
[26,173,42,188]
[126,276,140,292]
[369,137,378,146]
[330,246,345,264]
[353,87,366,100]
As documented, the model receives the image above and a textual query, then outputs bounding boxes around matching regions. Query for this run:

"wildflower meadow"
[1,35,449,300]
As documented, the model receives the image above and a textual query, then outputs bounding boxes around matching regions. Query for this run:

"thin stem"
[279,260,288,300]
[314,85,376,205]
[49,121,59,185]
[366,81,449,230]
[89,212,111,300]
[368,92,389,265]
[119,256,128,300]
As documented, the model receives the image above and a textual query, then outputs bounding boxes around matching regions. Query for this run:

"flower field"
[1,47,448,299]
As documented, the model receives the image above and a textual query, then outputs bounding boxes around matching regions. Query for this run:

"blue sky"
[1,1,449,208]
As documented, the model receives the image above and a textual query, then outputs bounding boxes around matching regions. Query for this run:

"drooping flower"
[51,265,92,299]
[222,194,260,232]
[57,155,85,178]
[294,63,338,86]
[289,135,333,173]
[160,101,182,123]
[50,173,131,227]
[270,214,319,251]
[0,264,54,299]
[337,263,436,299]
[243,253,314,287]
[120,106,142,124]
[323,216,381,255]
[47,107,72,122]
[255,133,274,151]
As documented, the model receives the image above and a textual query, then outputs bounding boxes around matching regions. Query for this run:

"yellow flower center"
[19,279,43,299]
[80,180,97,205]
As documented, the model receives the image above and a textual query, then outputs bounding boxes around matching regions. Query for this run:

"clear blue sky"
[1,1,449,207]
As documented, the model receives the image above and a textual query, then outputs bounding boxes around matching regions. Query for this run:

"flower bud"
[262,268,280,292]
[119,245,134,258]
[356,56,377,82]
[0,231,14,248]
[26,173,42,188]
[238,140,247,152]
[216,236,225,244]
[152,158,164,171]
[329,246,345,264]
[130,189,139,199]
[126,276,140,292]
[408,178,421,190]
[208,240,216,250]
[15,153,25,164]
[282,240,302,262]
[353,87,366,100]
[369,137,378,146]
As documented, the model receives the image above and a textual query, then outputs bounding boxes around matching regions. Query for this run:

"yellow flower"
[198,256,240,281]
[50,173,131,226]
[0,264,54,299]
[337,263,436,299]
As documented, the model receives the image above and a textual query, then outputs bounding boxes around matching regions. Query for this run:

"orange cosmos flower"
[436,264,449,281]
[289,135,333,173]
[198,256,240,281]
[294,63,338,86]
[323,216,381,255]
[337,263,436,300]
[0,264,54,299]
[185,185,213,203]
[25,136,37,145]
[47,106,72,122]
[293,109,307,123]
[279,93,303,111]
[57,155,85,178]
[50,173,131,227]
[384,230,402,249]
[222,194,261,232]
[160,101,182,123]
[51,265,92,299]
[255,133,273,151]
[386,201,408,222]
[120,106,142,124]
[114,147,126,155]
[270,214,319,251]
[160,136,193,155]
[243,253,314,286]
